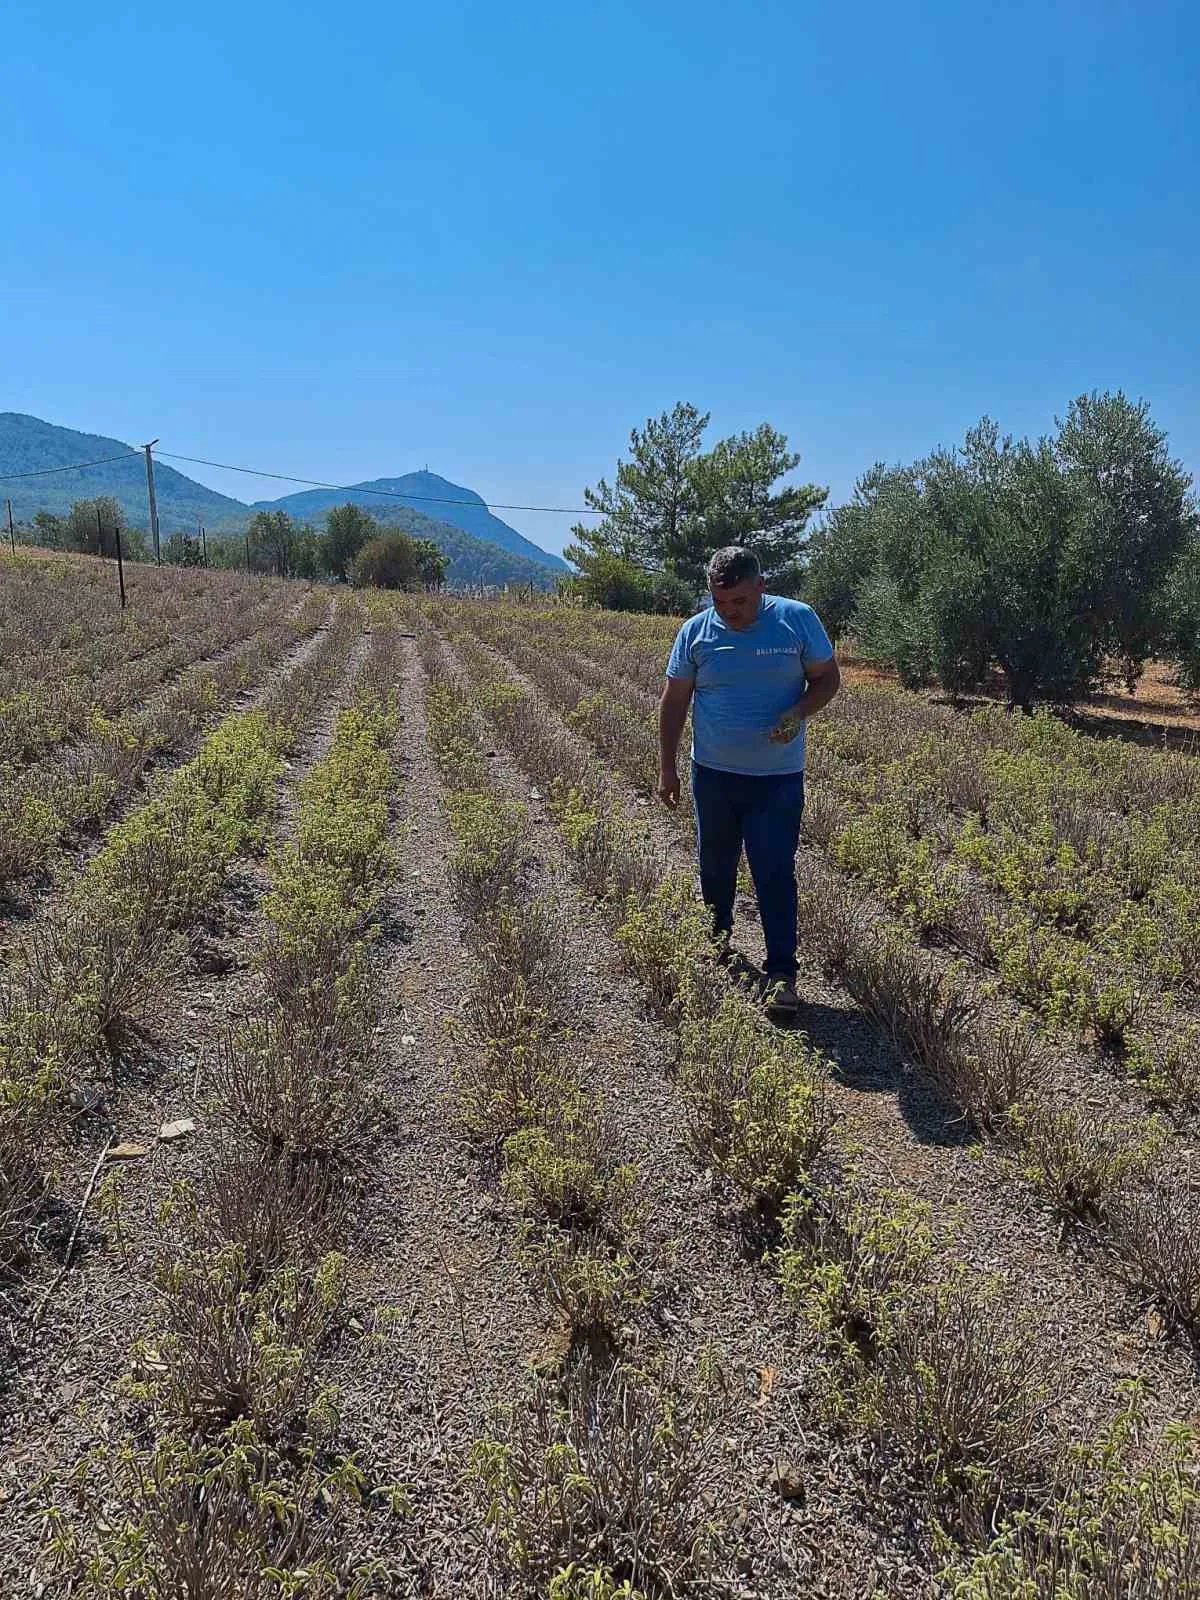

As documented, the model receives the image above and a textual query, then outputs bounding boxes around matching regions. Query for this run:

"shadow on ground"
[781,995,978,1151]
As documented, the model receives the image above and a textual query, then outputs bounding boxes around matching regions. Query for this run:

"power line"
[154,450,598,516]
[0,450,142,482]
[0,442,599,516]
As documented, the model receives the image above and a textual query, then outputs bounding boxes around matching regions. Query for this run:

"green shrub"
[677,992,835,1207]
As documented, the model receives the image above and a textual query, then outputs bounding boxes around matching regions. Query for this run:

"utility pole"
[5,499,14,555]
[201,524,208,567]
[245,533,251,576]
[143,439,161,565]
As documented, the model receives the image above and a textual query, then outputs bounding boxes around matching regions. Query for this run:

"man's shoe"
[712,930,735,966]
[765,978,800,1020]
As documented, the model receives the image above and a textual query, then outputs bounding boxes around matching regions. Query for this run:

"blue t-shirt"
[666,595,834,776]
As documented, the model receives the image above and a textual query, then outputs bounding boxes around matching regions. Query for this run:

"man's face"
[710,576,765,630]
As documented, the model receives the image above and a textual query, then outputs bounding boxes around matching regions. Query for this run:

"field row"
[0,599,362,1293]
[0,579,330,902]
[0,556,305,767]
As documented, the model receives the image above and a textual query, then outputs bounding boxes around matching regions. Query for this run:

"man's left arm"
[768,653,841,743]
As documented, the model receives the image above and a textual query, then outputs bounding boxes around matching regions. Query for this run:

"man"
[657,546,840,1019]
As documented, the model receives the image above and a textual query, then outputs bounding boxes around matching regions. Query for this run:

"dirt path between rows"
[323,632,548,1596]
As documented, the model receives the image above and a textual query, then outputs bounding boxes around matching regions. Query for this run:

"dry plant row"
[0,598,365,1317]
[0,552,242,689]
[447,610,1200,1333]
[0,589,330,899]
[433,614,1200,1600]
[0,557,299,768]
[413,619,759,1600]
[41,609,410,1596]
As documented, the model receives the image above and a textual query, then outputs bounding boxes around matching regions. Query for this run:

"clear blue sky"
[5,0,1198,557]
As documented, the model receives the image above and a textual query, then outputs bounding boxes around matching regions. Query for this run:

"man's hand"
[768,661,842,743]
[658,766,681,809]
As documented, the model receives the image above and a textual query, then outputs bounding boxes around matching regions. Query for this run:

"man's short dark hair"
[706,546,761,589]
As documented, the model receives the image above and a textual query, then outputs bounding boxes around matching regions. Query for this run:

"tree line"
[21,500,449,591]
[565,393,1199,707]
[803,393,1198,707]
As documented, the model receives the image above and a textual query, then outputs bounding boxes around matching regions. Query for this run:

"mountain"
[0,413,568,589]
[250,470,569,574]
[0,413,247,532]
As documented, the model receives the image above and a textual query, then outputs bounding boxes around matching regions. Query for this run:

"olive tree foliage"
[805,393,1198,708]
[323,503,379,582]
[246,510,302,579]
[30,497,149,561]
[1158,531,1200,699]
[350,533,448,592]
[163,532,205,567]
[557,551,696,615]
[563,402,827,608]
[1055,392,1196,690]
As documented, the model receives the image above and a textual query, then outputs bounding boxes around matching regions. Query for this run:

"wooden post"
[6,499,14,555]
[201,525,207,567]
[245,534,251,575]
[113,517,126,609]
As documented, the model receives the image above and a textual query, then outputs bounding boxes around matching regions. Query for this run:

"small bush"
[1107,1181,1200,1339]
[183,1150,350,1282]
[520,1225,649,1338]
[1012,1103,1166,1221]
[777,1179,934,1358]
[949,1385,1199,1598]
[129,1246,347,1438]
[863,1280,1054,1514]
[37,894,184,1061]
[677,992,835,1207]
[503,1102,638,1234]
[215,971,381,1163]
[615,876,711,1019]
[467,1360,727,1592]
[424,680,486,791]
[446,790,528,916]
[44,1425,384,1598]
[480,902,572,998]
[1125,1022,1200,1112]
[457,987,568,1135]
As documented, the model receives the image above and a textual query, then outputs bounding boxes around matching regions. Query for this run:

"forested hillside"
[0,413,245,531]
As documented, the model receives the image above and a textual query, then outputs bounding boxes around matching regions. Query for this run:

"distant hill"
[250,469,569,574]
[0,413,247,532]
[0,413,567,589]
